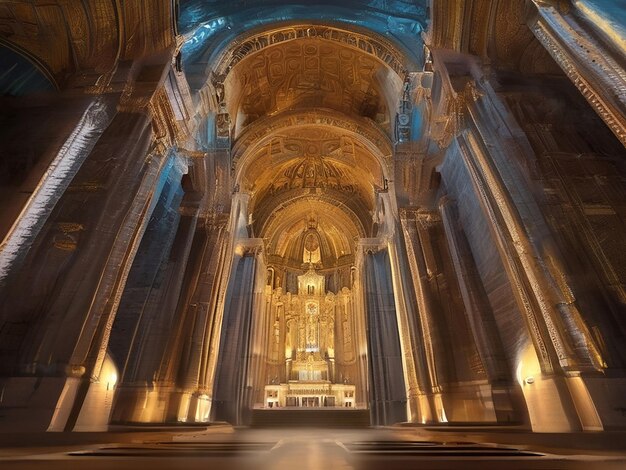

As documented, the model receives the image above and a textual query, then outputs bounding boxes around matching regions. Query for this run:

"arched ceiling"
[179,0,428,90]
[0,1,174,88]
[235,110,388,269]
[262,198,363,269]
[240,126,385,202]
[224,37,391,132]
[232,108,392,165]
[180,3,418,271]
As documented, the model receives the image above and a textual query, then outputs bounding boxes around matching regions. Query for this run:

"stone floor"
[1,425,626,469]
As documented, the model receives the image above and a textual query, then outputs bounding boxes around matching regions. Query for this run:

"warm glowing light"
[515,344,541,388]
[107,371,118,388]
[434,394,448,423]
[177,394,192,422]
[102,354,119,392]
[194,394,211,422]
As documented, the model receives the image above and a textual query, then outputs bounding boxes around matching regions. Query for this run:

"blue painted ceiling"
[573,1,626,55]
[0,45,55,96]
[178,0,430,83]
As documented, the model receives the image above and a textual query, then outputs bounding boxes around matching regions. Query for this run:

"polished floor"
[1,425,626,469]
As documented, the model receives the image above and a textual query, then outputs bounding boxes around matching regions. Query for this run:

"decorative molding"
[213,24,407,79]
[456,132,555,374]
[530,6,626,147]
[232,108,393,182]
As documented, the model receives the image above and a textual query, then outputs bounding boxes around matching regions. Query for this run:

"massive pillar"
[107,156,192,424]
[0,107,165,431]
[211,245,260,424]
[429,49,613,429]
[439,196,521,422]
[157,211,233,423]
[0,36,199,429]
[137,142,235,424]
[527,0,626,148]
[362,246,407,425]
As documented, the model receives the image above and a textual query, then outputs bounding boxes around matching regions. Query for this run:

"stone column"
[439,195,520,422]
[0,107,168,431]
[399,209,455,422]
[528,1,626,148]
[361,243,407,425]
[246,243,269,413]
[107,156,197,425]
[352,248,371,409]
[211,242,261,425]
[449,79,605,430]
[385,227,435,424]
[171,214,232,423]
[439,196,510,382]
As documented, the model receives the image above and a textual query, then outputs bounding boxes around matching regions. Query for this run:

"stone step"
[250,408,370,428]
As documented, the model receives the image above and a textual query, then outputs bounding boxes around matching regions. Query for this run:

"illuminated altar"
[263,266,356,408]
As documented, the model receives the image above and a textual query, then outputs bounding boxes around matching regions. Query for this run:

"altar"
[264,382,356,408]
[263,266,357,408]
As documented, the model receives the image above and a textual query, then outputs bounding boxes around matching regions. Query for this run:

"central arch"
[208,20,413,425]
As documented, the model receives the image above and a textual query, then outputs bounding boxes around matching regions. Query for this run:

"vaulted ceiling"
[180,4,416,272]
[5,0,622,271]
[179,0,429,90]
[224,38,390,132]
[224,27,399,269]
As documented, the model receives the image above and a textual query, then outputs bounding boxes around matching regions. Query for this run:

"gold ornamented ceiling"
[219,24,405,271]
[214,24,407,79]
[232,107,392,164]
[242,129,383,203]
[224,38,390,131]
[262,199,363,269]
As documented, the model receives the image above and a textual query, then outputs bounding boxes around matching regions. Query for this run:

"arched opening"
[207,22,411,425]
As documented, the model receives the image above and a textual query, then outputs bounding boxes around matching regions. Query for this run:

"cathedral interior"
[1,0,626,468]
